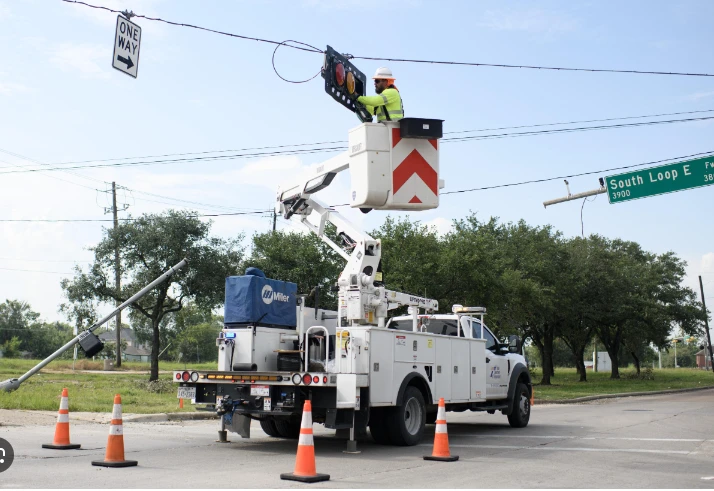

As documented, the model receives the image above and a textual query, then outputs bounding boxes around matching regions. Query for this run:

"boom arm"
[276,152,438,329]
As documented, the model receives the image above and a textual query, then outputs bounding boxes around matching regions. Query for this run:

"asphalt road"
[1,389,713,488]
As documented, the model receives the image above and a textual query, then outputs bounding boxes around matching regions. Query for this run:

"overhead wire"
[41,108,714,168]
[0,209,273,223]
[62,0,714,78]
[3,114,713,175]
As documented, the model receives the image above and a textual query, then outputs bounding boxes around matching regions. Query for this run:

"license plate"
[177,386,196,399]
[250,384,270,397]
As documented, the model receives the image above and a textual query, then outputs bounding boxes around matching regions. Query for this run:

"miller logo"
[261,284,290,305]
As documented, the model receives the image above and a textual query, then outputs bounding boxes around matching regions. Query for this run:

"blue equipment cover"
[224,275,297,327]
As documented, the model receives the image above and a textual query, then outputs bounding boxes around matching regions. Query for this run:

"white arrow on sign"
[112,15,141,78]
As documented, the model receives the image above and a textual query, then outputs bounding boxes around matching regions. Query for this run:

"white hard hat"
[372,67,394,80]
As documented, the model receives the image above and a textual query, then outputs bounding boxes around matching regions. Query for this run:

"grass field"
[1,359,713,413]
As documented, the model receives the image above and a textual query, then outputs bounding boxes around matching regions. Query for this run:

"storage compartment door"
[433,337,451,402]
[450,339,470,401]
[368,329,394,404]
[469,340,487,401]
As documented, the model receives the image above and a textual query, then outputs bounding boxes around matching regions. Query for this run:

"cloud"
[0,1,11,21]
[687,90,714,101]
[478,8,577,34]
[702,252,714,271]
[50,43,111,79]
[423,216,453,236]
[0,82,31,95]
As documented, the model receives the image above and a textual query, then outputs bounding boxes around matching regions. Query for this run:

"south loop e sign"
[112,15,141,78]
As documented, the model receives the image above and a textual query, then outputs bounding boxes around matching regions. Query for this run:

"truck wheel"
[259,418,281,437]
[387,386,426,446]
[507,383,531,428]
[369,407,392,445]
[274,417,300,438]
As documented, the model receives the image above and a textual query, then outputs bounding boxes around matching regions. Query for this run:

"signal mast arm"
[276,154,438,329]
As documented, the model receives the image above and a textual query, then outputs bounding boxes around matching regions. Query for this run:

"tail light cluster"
[291,373,330,385]
[176,371,199,383]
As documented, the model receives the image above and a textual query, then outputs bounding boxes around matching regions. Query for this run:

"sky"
[1,0,713,327]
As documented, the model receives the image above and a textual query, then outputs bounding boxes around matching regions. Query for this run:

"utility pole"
[272,209,277,232]
[699,276,714,372]
[104,182,128,367]
[112,182,122,367]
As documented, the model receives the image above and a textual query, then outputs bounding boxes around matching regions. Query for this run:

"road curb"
[125,412,218,423]
[536,385,714,404]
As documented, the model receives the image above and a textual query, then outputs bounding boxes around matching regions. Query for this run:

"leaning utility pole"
[699,276,713,372]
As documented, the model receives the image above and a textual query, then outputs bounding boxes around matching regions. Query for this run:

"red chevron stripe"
[409,195,422,203]
[393,150,438,195]
[392,127,401,148]
[429,139,438,150]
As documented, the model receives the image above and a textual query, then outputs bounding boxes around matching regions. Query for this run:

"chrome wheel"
[519,392,530,418]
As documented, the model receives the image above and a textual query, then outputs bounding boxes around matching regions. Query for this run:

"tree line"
[1,210,707,383]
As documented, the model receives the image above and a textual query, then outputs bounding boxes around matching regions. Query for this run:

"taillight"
[181,371,190,382]
[175,373,181,380]
[323,376,328,384]
[302,373,312,385]
[292,373,302,385]
[313,376,319,384]
[190,372,199,383]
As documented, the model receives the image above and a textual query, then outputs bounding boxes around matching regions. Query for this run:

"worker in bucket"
[357,67,404,123]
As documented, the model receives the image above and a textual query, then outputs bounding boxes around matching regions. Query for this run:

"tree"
[61,210,244,381]
[244,230,342,310]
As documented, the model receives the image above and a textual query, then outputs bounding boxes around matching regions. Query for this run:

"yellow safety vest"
[357,87,404,122]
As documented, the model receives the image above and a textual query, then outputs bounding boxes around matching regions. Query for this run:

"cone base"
[424,455,459,462]
[280,472,330,483]
[92,460,138,467]
[42,443,81,450]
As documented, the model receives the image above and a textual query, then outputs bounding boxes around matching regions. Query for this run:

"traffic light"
[322,45,372,123]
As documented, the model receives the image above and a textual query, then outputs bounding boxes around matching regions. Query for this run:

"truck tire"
[259,418,281,437]
[274,417,300,438]
[507,382,531,428]
[369,407,392,445]
[387,386,426,446]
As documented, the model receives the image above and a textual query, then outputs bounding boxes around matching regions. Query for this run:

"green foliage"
[61,209,244,380]
[1,336,22,358]
[245,229,343,310]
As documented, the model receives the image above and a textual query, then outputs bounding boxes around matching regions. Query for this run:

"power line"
[62,0,714,78]
[0,210,273,223]
[441,150,714,195]
[351,55,714,78]
[43,109,714,167]
[3,114,712,175]
[0,267,73,275]
[442,116,714,143]
[0,146,345,174]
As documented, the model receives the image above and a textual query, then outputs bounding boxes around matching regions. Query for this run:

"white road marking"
[701,477,714,481]
[420,444,694,455]
[451,434,710,442]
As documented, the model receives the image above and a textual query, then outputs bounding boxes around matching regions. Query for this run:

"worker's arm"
[357,89,399,108]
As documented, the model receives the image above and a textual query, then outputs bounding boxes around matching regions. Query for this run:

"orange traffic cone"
[280,400,330,483]
[42,388,81,450]
[91,394,137,467]
[424,398,459,462]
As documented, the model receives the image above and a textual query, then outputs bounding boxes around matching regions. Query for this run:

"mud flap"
[226,413,251,438]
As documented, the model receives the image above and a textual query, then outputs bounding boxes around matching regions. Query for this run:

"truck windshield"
[388,319,460,336]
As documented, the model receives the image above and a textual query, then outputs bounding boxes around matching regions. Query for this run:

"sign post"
[112,15,141,78]
[606,155,714,204]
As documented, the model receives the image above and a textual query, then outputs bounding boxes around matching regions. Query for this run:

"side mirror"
[508,335,522,354]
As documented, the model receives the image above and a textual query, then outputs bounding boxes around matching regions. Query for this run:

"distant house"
[98,327,151,362]
[696,349,712,370]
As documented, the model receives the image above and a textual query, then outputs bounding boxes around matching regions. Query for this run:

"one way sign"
[112,15,141,78]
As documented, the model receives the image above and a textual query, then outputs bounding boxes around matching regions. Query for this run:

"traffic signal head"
[322,45,372,123]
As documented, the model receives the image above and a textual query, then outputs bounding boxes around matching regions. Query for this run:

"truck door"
[474,321,509,399]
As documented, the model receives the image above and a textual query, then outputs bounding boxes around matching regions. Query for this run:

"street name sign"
[112,15,141,78]
[606,155,714,204]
